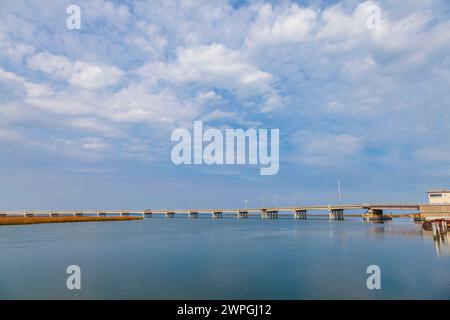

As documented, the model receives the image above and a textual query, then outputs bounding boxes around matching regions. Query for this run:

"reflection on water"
[431,233,450,256]
[365,220,450,257]
[0,217,449,299]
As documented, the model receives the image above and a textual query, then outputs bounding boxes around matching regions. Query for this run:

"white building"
[428,190,450,204]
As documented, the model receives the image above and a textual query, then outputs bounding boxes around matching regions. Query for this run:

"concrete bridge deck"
[0,203,429,219]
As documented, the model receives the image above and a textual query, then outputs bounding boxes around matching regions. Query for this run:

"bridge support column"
[97,212,107,218]
[261,209,267,219]
[51,212,59,217]
[261,209,278,219]
[144,210,152,218]
[237,211,248,219]
[121,211,130,217]
[431,220,448,239]
[212,211,222,219]
[188,211,198,219]
[294,210,307,220]
[75,212,83,217]
[165,211,175,218]
[329,209,344,221]
[268,210,278,219]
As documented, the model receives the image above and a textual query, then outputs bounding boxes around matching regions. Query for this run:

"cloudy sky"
[1,0,449,210]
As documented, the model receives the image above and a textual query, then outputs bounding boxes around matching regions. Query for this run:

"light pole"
[337,180,342,203]
[244,200,250,209]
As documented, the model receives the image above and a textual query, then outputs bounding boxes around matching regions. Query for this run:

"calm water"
[0,216,449,299]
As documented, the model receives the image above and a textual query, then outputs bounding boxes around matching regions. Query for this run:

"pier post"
[294,209,307,220]
[237,211,248,219]
[329,209,344,221]
[432,222,440,239]
[144,210,152,218]
[165,211,175,219]
[212,211,222,219]
[261,209,268,219]
[261,209,278,219]
[120,211,130,217]
[267,210,278,219]
[188,211,199,219]
[433,220,448,236]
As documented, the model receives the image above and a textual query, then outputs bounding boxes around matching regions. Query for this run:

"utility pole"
[337,180,342,203]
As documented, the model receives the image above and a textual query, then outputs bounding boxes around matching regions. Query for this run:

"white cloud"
[246,3,317,47]
[201,109,239,121]
[25,95,94,115]
[83,0,131,21]
[66,118,124,138]
[100,84,201,126]
[141,44,273,94]
[81,138,110,152]
[1,0,450,171]
[316,2,373,40]
[0,67,53,97]
[261,94,285,113]
[22,83,202,132]
[27,52,123,90]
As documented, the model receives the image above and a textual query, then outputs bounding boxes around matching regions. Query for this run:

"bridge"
[1,203,441,221]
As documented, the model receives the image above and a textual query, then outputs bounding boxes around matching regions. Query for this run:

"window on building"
[430,194,443,198]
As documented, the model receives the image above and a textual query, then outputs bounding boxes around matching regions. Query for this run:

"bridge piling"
[144,210,152,218]
[212,211,222,219]
[165,211,175,219]
[294,209,307,219]
[269,210,278,219]
[329,209,344,221]
[188,211,199,219]
[237,211,248,219]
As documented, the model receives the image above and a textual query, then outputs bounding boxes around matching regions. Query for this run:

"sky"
[0,0,450,210]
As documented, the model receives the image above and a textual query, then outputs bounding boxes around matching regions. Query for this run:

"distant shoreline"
[0,216,143,226]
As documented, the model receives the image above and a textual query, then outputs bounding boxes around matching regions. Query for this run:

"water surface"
[0,217,449,299]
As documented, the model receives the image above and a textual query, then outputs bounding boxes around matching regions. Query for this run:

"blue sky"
[1,0,450,210]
